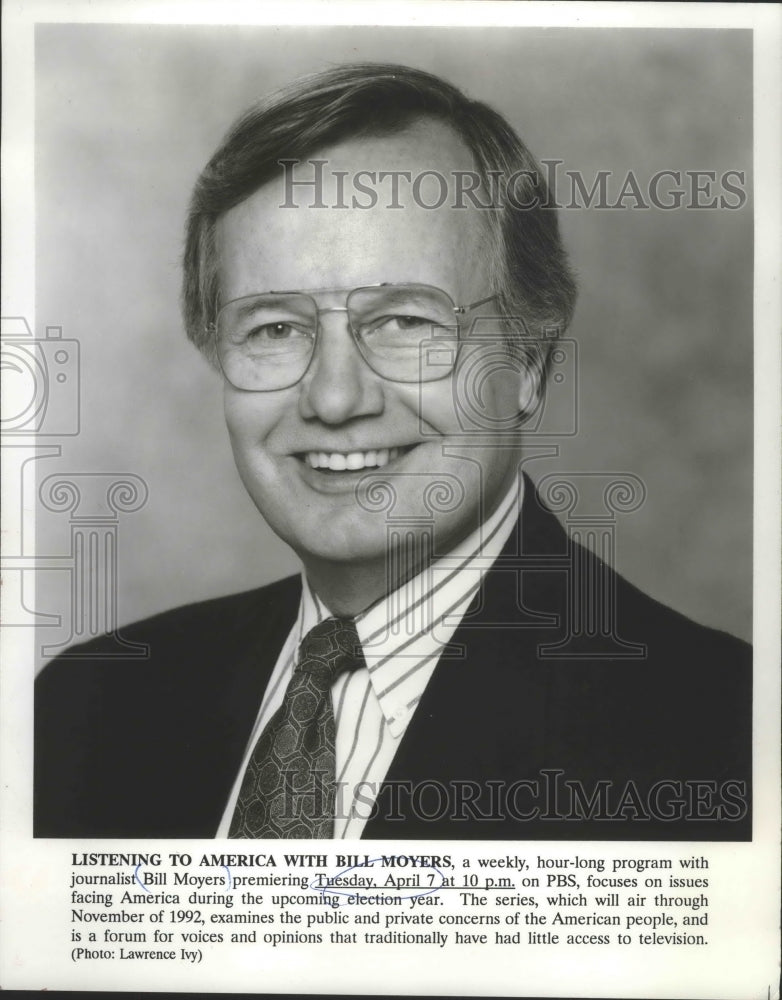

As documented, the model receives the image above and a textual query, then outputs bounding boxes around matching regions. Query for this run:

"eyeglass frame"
[206,282,499,391]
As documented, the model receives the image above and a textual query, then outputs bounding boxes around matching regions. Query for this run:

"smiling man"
[35,63,751,840]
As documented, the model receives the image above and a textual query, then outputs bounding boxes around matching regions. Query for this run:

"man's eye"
[394,314,429,331]
[246,322,304,341]
[366,313,433,335]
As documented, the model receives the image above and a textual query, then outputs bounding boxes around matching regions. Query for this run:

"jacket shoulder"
[610,557,751,667]
[36,573,301,674]
[522,474,751,662]
[34,574,301,838]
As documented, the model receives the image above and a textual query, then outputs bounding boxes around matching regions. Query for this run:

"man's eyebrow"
[229,294,305,319]
[232,296,268,319]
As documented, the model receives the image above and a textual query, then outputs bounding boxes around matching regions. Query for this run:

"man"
[35,63,751,840]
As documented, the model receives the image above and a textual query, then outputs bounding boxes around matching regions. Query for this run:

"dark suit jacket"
[35,479,752,840]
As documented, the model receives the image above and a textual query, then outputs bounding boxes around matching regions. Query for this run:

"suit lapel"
[362,478,569,838]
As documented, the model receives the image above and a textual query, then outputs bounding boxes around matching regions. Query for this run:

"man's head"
[183,63,576,361]
[181,64,576,608]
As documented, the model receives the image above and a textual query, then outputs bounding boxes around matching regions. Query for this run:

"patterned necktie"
[228,617,363,838]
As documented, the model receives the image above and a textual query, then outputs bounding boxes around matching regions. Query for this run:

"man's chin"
[288,510,468,574]
[290,534,394,578]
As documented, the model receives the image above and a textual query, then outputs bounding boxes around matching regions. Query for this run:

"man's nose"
[297,311,384,424]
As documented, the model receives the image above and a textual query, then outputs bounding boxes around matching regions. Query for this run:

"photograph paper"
[2,2,780,996]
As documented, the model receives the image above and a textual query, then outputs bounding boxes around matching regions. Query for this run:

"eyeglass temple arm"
[455,294,498,315]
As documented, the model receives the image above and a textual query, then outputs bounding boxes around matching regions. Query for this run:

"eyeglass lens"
[216,284,461,390]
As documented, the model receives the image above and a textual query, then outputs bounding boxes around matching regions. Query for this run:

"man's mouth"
[302,446,415,471]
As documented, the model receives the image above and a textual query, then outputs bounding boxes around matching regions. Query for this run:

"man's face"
[217,121,536,576]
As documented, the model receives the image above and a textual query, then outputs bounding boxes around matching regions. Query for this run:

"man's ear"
[517,351,545,421]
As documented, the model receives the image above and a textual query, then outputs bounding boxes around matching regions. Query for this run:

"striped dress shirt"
[217,474,523,839]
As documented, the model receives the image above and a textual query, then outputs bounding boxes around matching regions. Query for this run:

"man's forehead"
[215,118,493,299]
[224,117,479,219]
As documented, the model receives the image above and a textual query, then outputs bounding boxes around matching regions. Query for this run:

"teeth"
[305,447,405,470]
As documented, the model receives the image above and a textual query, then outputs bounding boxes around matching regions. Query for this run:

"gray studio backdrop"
[33,24,752,656]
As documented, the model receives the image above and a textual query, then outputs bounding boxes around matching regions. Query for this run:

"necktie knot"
[295,617,363,685]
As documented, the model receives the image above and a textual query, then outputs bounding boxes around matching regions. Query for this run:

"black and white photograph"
[1,2,779,996]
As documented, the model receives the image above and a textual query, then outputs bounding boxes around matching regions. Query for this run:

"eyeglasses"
[210,283,497,391]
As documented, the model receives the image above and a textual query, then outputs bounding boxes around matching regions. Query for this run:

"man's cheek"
[224,386,282,435]
[410,381,463,438]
